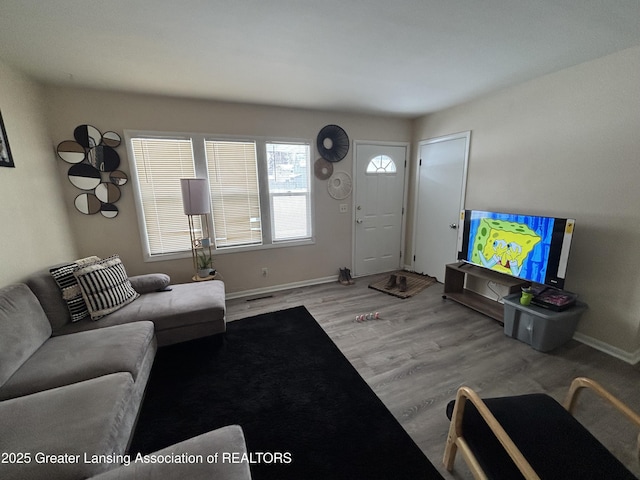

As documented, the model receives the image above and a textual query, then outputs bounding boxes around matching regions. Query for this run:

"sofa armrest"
[90,425,252,480]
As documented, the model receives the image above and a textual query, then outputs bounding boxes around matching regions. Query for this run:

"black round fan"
[317,124,349,162]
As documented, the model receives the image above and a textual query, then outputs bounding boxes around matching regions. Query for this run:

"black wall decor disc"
[68,163,101,190]
[317,124,349,162]
[74,124,102,148]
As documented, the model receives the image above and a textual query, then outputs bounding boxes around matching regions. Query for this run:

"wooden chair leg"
[443,390,467,471]
[443,421,458,470]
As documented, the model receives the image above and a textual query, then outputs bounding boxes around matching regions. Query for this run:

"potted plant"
[197,251,214,278]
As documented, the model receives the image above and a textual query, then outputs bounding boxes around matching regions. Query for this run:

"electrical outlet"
[339,204,348,213]
[262,267,268,277]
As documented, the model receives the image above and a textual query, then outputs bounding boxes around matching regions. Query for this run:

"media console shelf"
[443,262,529,323]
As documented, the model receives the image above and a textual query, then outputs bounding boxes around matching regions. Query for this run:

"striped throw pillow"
[73,255,139,320]
[50,256,100,322]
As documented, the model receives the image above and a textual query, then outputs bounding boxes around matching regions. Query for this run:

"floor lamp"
[180,178,214,280]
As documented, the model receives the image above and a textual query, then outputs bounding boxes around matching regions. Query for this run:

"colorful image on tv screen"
[466,211,555,284]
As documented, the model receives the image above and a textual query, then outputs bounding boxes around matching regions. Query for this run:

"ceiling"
[1,0,639,117]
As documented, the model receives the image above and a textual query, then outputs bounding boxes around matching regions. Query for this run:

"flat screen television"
[456,210,575,289]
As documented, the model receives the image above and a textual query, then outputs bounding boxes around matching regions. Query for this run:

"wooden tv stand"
[443,262,529,323]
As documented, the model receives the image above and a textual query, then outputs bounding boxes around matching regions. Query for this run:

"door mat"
[368,271,437,299]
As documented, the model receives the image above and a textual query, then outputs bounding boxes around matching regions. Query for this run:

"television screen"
[457,210,575,289]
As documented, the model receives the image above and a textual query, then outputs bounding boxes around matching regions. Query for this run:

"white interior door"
[354,143,407,276]
[414,132,469,281]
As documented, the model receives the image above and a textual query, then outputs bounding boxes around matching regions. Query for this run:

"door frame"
[411,131,470,273]
[351,140,411,277]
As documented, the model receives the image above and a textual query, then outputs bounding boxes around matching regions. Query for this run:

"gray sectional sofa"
[0,261,251,480]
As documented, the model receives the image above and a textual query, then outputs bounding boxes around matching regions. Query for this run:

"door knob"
[449,223,457,229]
[356,219,364,224]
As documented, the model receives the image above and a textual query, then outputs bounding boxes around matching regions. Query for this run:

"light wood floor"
[226,273,640,479]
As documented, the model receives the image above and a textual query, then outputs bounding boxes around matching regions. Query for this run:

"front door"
[353,143,407,276]
[413,132,469,281]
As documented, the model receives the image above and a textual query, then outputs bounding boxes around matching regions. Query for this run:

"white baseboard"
[226,275,339,300]
[573,332,640,365]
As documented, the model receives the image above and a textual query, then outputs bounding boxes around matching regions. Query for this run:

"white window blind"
[130,137,199,256]
[128,130,314,260]
[266,142,311,241]
[205,140,262,248]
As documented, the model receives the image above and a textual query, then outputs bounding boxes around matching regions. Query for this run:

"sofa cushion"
[114,281,226,330]
[53,280,226,343]
[129,273,171,294]
[90,425,252,480]
[74,255,140,320]
[49,256,101,322]
[0,284,52,387]
[0,321,155,400]
[0,373,135,480]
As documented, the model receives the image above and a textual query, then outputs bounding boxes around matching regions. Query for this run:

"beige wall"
[0,60,77,285]
[4,45,638,360]
[410,46,640,358]
[44,87,412,293]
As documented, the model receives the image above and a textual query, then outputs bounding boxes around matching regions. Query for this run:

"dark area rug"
[129,306,442,479]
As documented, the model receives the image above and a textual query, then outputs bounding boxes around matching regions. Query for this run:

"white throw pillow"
[73,255,139,320]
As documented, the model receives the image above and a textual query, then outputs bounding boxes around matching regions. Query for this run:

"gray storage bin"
[503,293,587,352]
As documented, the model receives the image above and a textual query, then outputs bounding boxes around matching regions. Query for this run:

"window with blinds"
[130,137,199,256]
[205,140,262,248]
[127,131,314,260]
[266,142,311,241]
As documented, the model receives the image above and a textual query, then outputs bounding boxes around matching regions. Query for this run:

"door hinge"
[419,158,422,166]
[413,255,416,261]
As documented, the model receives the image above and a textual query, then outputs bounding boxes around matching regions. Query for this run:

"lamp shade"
[180,178,210,215]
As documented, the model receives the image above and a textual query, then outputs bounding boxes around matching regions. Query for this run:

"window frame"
[265,141,313,243]
[125,130,315,262]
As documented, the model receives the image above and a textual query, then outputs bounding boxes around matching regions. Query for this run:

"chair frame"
[443,377,640,480]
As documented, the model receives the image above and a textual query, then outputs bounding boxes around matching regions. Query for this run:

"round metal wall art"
[68,163,101,190]
[109,170,128,186]
[317,124,349,163]
[101,131,122,148]
[57,125,126,217]
[100,203,119,218]
[74,193,102,215]
[57,140,86,164]
[74,124,102,148]
[95,182,121,203]
[88,144,120,171]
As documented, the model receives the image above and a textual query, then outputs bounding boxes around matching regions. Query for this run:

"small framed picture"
[0,110,15,168]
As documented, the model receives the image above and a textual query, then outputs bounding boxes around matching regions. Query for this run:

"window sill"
[144,237,316,262]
